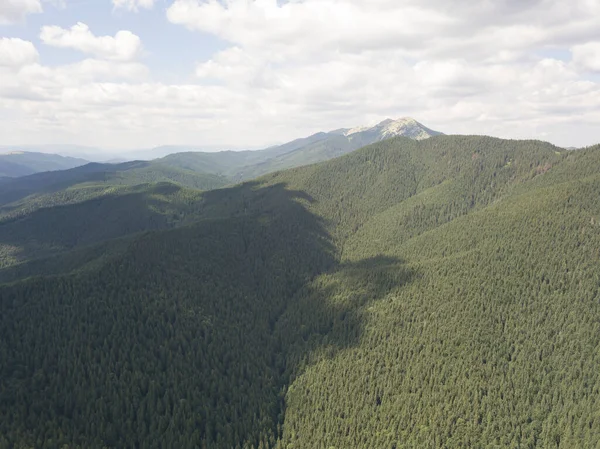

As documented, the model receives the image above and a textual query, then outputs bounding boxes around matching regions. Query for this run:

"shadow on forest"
[0,179,417,448]
[0,161,152,207]
[0,182,190,273]
[274,255,415,381]
[168,180,417,445]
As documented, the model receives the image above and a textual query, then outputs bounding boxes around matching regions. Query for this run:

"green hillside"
[154,132,335,178]
[233,134,363,181]
[0,161,229,270]
[231,118,442,181]
[0,136,599,448]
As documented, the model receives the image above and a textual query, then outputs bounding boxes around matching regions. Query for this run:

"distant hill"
[0,118,440,207]
[0,151,88,177]
[234,118,442,180]
[1,120,440,165]
[117,144,259,161]
[0,145,108,161]
[149,117,443,181]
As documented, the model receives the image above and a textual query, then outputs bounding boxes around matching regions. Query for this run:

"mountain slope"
[146,118,441,182]
[270,140,600,448]
[0,160,229,211]
[0,151,88,177]
[233,117,442,180]
[1,136,599,448]
[0,183,208,269]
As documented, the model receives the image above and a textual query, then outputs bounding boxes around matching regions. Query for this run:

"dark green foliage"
[0,182,339,449]
[0,136,599,448]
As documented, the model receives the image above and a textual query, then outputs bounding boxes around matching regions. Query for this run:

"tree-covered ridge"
[278,158,600,448]
[0,136,599,448]
[262,136,567,243]
[0,162,229,269]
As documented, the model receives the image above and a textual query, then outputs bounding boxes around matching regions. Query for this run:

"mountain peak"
[374,117,419,129]
[376,118,396,126]
[342,117,441,141]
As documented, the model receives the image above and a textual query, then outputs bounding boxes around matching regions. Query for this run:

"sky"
[0,0,599,151]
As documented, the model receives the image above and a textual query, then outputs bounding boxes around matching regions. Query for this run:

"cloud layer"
[572,42,600,73]
[0,0,42,24]
[0,1,599,149]
[0,38,39,67]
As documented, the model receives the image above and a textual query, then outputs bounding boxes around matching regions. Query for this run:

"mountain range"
[0,151,88,178]
[0,117,440,178]
[0,118,441,211]
[1,131,599,448]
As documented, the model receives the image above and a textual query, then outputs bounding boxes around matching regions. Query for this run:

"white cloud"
[167,0,600,60]
[112,0,155,12]
[0,38,39,67]
[0,0,42,24]
[571,42,600,72]
[2,0,600,149]
[40,22,142,61]
[19,59,149,88]
[161,0,600,148]
[0,57,150,106]
[195,47,281,88]
[3,45,599,149]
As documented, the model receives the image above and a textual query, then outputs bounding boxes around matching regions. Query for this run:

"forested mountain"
[0,151,88,178]
[0,162,228,268]
[1,135,599,448]
[163,117,442,181]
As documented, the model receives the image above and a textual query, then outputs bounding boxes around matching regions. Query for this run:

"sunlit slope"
[263,136,567,242]
[277,148,600,448]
